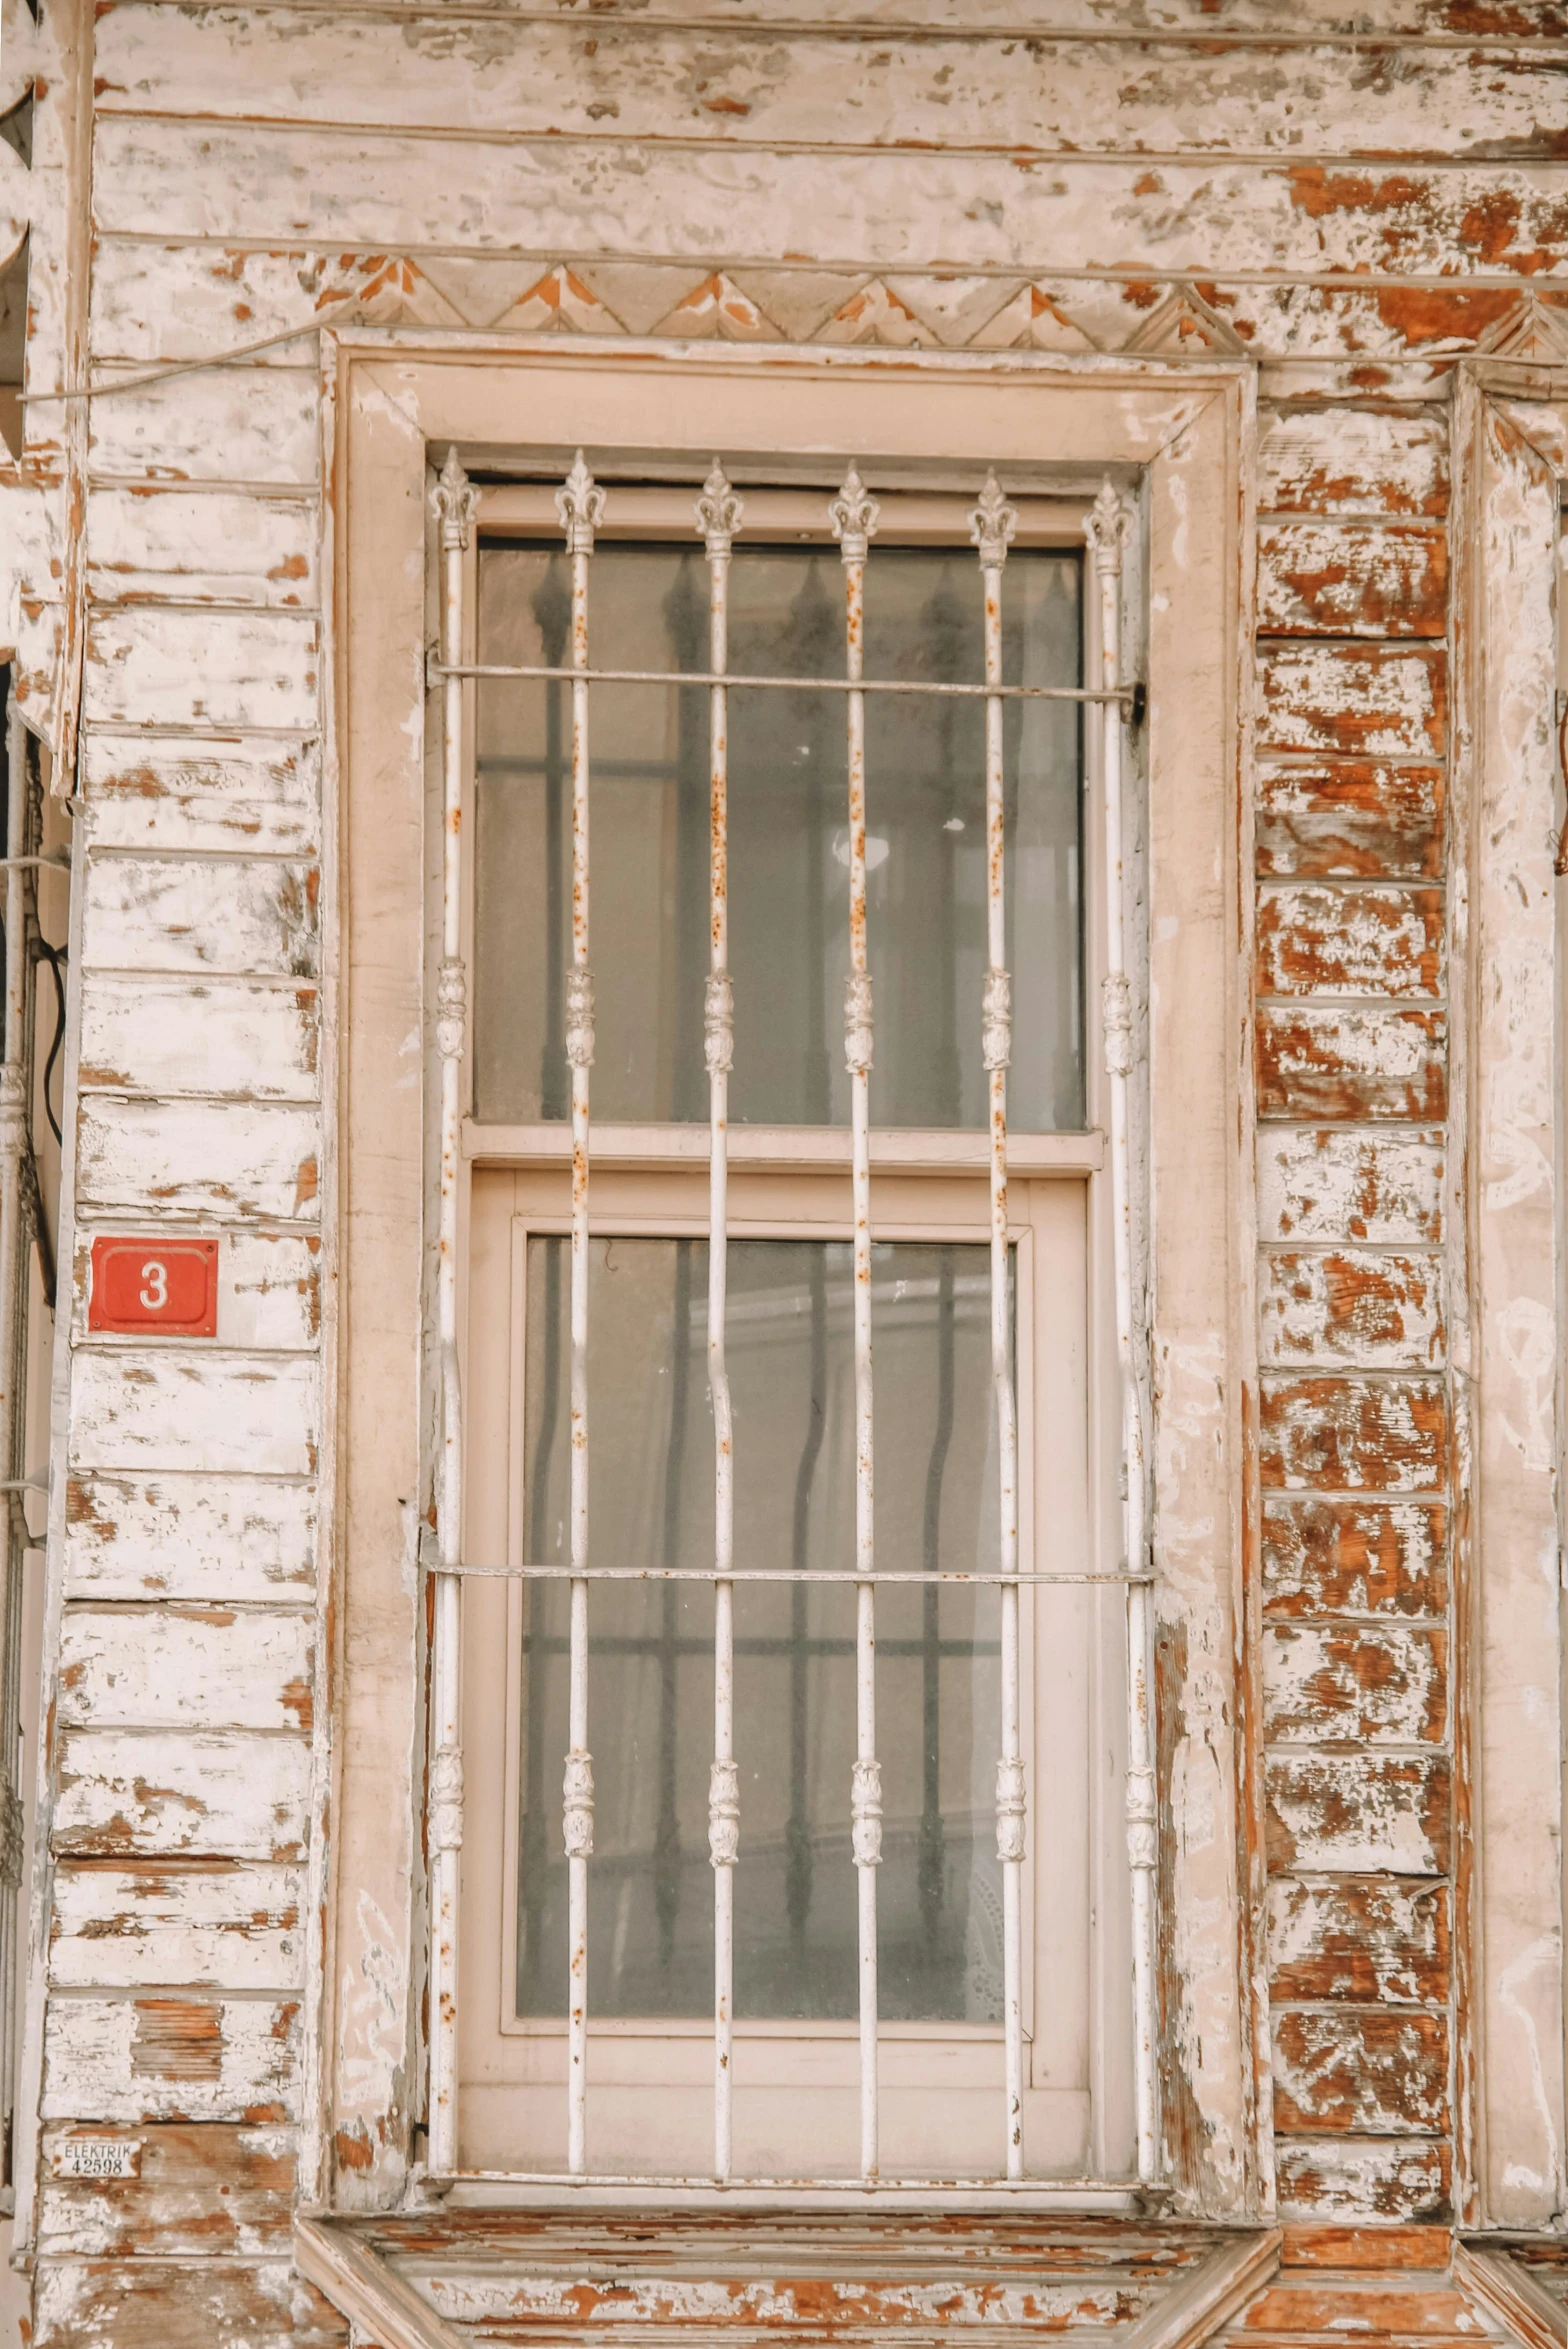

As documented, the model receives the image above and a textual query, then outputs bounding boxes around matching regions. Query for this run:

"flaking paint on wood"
[1257,1251,1444,1369]
[65,1473,317,1603]
[1256,1007,1448,1124]
[37,2123,300,2258]
[42,1995,301,2124]
[1274,2136,1450,2225]
[53,1730,311,1860]
[49,1863,305,1990]
[1265,1751,1450,1876]
[1256,885,1443,999]
[76,1096,321,1221]
[55,1607,314,1733]
[1271,2010,1448,2136]
[1267,1877,1449,2006]
[1255,761,1444,882]
[1259,1376,1447,1493]
[1256,1129,1444,1246]
[1260,1498,1448,1620]
[1262,1622,1447,1746]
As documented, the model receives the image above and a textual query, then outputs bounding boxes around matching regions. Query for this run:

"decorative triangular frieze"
[651,272,780,340]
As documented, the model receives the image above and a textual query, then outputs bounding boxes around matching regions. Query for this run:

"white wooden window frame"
[324,337,1257,2221]
[1448,367,1568,2231]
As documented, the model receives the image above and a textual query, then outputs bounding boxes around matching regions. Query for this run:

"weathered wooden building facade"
[1,2,1568,2342]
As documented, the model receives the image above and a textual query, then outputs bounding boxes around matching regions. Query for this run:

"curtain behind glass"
[474,542,1083,1131]
[516,1235,1007,2025]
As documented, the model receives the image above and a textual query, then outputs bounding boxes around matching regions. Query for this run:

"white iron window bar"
[428,449,1156,2191]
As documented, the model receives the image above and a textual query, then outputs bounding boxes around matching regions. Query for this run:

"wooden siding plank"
[87,364,322,487]
[1257,523,1446,640]
[49,1864,305,1991]
[76,1097,321,1222]
[1256,644,1446,760]
[88,9,1568,162]
[1257,885,1443,997]
[32,2257,347,2349]
[1256,1129,1443,1246]
[42,1995,300,2124]
[89,120,1568,282]
[1271,2010,1448,2136]
[1267,1876,1449,2006]
[65,1473,317,1603]
[81,606,319,732]
[54,1730,311,1860]
[82,855,318,979]
[1259,1374,1447,1493]
[1256,761,1444,882]
[84,486,317,609]
[80,733,320,857]
[78,975,319,1102]
[1274,2137,1451,2225]
[68,1351,317,1478]
[56,1606,313,1733]
[1262,1623,1447,1745]
[1237,2281,1474,2331]
[37,2123,300,2258]
[1259,409,1450,520]
[1265,1751,1450,1875]
[1258,1251,1444,1370]
[1256,1007,1447,1123]
[1261,1498,1448,1620]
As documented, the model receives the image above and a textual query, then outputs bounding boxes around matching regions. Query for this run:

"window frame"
[315,335,1257,2221]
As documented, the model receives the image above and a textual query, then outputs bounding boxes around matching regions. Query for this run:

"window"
[448,463,1144,2184]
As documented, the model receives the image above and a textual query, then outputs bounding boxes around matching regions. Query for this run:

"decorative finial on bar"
[696,460,744,558]
[435,956,467,1063]
[1125,1764,1156,1873]
[432,447,480,553]
[708,1759,740,1869]
[829,465,880,564]
[1084,479,1130,569]
[982,966,1011,1073]
[430,1743,465,1854]
[995,1756,1026,1866]
[564,1750,595,1859]
[969,471,1018,570]
[851,1758,883,1867]
[557,450,606,556]
[844,971,874,1077]
[565,967,596,1069]
[1101,970,1133,1079]
[705,971,735,1076]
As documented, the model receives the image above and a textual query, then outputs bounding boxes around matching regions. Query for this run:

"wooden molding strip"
[1454,2244,1568,2349]
[1122,2229,1284,2349]
[294,2215,470,2349]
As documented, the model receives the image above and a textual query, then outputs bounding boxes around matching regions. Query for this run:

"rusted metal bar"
[429,446,479,2181]
[558,451,606,2179]
[696,462,743,2182]
[830,465,882,2186]
[970,472,1025,2181]
[1086,481,1158,2186]
[431,657,1132,706]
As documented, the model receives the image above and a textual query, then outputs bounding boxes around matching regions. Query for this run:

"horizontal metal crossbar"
[429,655,1138,707]
[430,1559,1153,1586]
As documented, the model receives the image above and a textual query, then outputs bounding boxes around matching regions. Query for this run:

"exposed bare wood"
[1453,2245,1568,2349]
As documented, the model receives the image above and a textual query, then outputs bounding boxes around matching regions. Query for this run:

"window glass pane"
[476,541,1083,1130]
[516,1234,1008,2024]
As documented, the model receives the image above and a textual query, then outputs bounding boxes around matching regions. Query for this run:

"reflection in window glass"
[516,1235,1009,2024]
[475,542,1083,1131]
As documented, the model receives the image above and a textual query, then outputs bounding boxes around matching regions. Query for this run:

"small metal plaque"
[88,1236,219,1337]
[51,2137,140,2180]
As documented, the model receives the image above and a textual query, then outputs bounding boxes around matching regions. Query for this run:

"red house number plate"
[88,1237,219,1337]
